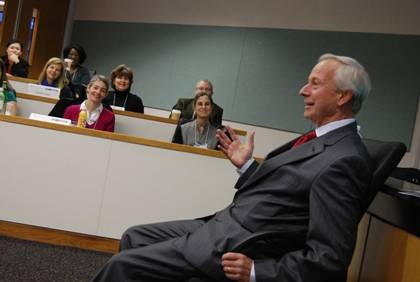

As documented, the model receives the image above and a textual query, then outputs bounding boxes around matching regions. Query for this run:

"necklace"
[113,92,129,109]
[194,120,210,147]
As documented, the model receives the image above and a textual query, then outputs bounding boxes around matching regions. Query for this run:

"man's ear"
[337,90,353,107]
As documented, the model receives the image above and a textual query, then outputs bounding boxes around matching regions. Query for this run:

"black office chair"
[188,139,406,282]
[362,139,407,209]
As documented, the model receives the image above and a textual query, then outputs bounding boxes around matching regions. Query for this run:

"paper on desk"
[27,84,60,99]
[29,113,72,125]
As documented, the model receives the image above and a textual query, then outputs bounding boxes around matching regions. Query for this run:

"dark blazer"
[175,122,373,281]
[64,65,91,100]
[170,98,223,126]
[49,86,86,118]
[2,55,29,78]
[65,64,91,87]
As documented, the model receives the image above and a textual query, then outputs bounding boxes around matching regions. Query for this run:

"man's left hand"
[222,252,253,282]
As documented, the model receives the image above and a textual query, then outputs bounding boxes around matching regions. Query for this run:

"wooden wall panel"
[359,217,420,282]
[401,234,420,282]
[347,214,370,282]
[0,0,70,79]
[24,0,70,78]
[0,0,18,51]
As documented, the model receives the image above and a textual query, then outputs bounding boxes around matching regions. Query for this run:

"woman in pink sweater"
[64,75,115,132]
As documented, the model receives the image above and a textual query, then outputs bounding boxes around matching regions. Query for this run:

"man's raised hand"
[216,126,255,168]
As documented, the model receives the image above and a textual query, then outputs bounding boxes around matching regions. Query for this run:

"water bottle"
[77,109,87,128]
[0,87,4,114]
[2,81,13,115]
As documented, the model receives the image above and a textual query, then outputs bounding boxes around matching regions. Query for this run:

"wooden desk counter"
[0,115,238,240]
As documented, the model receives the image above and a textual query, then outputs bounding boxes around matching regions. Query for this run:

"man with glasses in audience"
[170,79,224,126]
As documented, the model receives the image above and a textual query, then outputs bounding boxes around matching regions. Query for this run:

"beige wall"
[74,0,420,35]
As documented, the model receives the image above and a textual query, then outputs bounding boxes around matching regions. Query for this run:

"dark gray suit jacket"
[175,122,373,281]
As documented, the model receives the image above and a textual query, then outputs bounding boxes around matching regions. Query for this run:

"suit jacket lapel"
[241,140,325,189]
[265,138,296,160]
[239,122,358,190]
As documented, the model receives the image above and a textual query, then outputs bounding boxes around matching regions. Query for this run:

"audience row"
[1,42,228,150]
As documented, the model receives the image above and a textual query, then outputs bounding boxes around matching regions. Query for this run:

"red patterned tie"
[292,130,317,148]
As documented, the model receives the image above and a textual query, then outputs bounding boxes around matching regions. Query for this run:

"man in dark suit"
[170,79,224,126]
[92,54,373,281]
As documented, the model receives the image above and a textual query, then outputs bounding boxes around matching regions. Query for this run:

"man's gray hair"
[319,53,371,114]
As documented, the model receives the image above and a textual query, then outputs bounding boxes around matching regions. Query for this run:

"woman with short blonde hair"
[63,75,115,132]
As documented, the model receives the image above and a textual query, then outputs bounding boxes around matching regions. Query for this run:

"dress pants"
[91,219,223,282]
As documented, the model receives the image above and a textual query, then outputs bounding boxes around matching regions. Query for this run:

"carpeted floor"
[0,236,112,282]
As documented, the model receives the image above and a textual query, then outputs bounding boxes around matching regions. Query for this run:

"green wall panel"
[72,21,420,147]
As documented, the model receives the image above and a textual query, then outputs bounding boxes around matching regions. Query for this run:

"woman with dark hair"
[1,39,29,78]
[103,64,144,113]
[63,75,115,132]
[48,45,91,117]
[172,92,219,149]
[62,43,91,99]
[0,58,17,115]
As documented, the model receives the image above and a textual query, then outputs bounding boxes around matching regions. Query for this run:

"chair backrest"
[362,139,407,208]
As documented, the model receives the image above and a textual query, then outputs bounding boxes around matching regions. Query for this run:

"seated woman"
[1,40,29,78]
[49,45,93,117]
[38,57,72,98]
[103,64,144,113]
[62,43,91,100]
[0,58,17,115]
[63,75,115,132]
[172,92,219,149]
